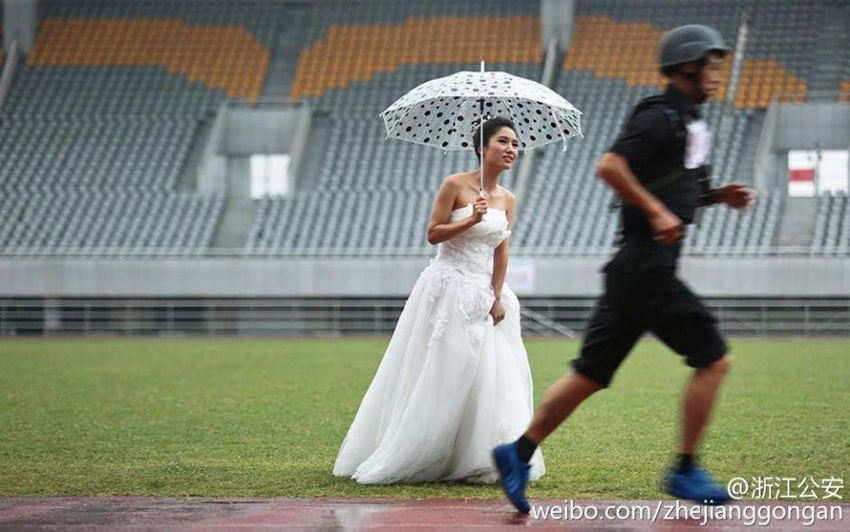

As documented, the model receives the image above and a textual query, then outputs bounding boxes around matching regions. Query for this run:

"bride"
[333,116,545,484]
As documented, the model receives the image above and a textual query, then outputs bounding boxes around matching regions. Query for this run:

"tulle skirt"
[333,261,545,484]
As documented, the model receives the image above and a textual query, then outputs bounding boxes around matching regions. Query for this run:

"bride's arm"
[426,176,484,245]
[490,193,515,324]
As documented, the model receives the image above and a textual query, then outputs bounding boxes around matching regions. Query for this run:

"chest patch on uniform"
[685,119,711,169]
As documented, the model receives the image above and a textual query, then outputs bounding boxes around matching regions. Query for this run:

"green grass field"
[1,338,847,499]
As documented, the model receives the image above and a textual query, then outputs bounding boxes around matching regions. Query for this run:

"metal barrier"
[520,306,576,337]
[2,297,847,337]
[0,245,842,258]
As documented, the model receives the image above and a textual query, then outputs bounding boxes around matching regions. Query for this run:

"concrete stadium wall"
[224,106,301,155]
[772,103,850,150]
[2,256,849,298]
[197,103,310,194]
[755,102,850,189]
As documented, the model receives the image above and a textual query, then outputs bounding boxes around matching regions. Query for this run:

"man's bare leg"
[681,355,732,455]
[524,371,604,444]
[664,355,733,505]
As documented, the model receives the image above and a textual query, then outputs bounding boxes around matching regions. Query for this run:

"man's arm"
[596,152,684,246]
[701,182,756,209]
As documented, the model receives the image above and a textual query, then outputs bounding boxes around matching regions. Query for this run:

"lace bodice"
[434,204,511,276]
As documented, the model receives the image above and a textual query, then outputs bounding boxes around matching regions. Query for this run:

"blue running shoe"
[493,442,531,513]
[664,466,731,505]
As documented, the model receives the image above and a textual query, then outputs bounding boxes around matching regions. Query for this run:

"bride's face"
[483,127,519,171]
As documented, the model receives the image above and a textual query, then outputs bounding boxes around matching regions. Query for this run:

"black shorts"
[572,271,728,387]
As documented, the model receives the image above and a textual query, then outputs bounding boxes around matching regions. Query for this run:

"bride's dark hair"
[472,115,518,162]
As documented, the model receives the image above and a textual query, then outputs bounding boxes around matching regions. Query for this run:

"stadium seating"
[247,63,538,254]
[27,19,268,102]
[576,0,815,107]
[0,190,223,253]
[39,0,279,48]
[248,0,543,254]
[811,192,849,255]
[246,0,835,256]
[0,0,273,251]
[0,0,844,256]
[4,66,222,120]
[291,16,540,101]
[251,0,810,255]
[514,0,814,254]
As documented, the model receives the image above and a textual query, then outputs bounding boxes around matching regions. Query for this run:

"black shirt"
[605,84,711,274]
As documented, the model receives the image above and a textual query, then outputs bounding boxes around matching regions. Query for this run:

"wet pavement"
[0,497,845,530]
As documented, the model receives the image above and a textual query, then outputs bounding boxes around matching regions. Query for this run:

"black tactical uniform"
[572,26,732,387]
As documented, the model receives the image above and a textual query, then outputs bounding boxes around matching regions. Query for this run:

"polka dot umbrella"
[380,61,583,195]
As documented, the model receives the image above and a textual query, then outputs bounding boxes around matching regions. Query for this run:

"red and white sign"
[788,150,849,197]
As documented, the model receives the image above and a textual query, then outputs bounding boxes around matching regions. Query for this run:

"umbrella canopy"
[380,62,582,194]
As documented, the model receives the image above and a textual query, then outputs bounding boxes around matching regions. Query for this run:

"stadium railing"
[1,296,847,337]
[0,245,840,258]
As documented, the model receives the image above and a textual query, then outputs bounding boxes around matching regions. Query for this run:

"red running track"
[0,497,846,530]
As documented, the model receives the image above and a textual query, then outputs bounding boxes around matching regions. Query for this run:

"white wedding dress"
[333,204,545,484]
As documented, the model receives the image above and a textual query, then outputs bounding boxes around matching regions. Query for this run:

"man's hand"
[650,208,684,246]
[715,182,756,210]
[597,153,684,246]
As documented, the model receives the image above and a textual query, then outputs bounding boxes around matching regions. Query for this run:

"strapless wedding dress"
[333,204,544,484]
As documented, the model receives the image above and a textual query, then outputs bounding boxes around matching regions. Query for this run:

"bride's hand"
[489,299,505,325]
[470,197,488,224]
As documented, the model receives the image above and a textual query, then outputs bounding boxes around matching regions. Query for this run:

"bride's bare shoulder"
[498,186,515,201]
[496,186,516,206]
[442,172,471,187]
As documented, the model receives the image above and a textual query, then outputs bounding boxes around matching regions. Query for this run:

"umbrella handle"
[479,88,485,197]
